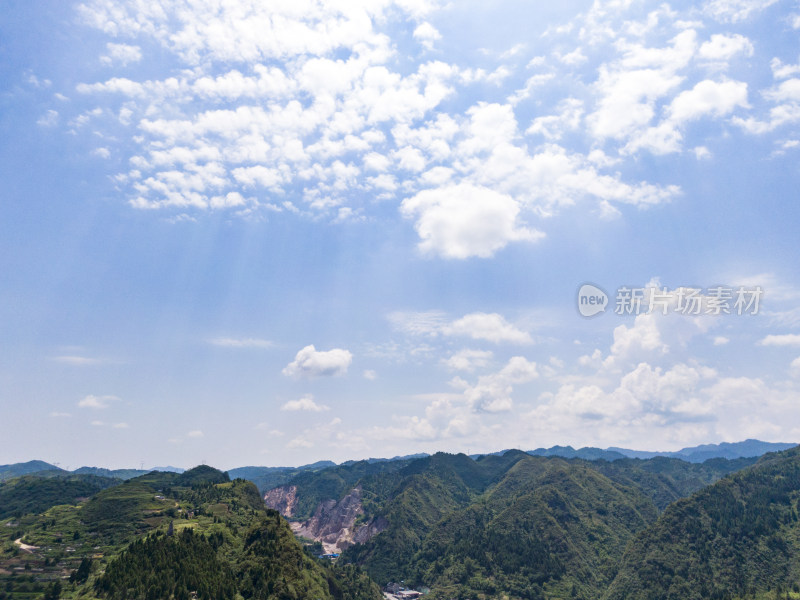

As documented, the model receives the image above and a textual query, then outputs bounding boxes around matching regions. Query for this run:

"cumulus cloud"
[100,42,142,66]
[443,349,493,371]
[413,22,441,50]
[59,0,696,256]
[282,345,353,377]
[698,34,754,62]
[759,334,800,346]
[401,183,541,259]
[280,394,330,412]
[442,312,533,344]
[668,79,749,123]
[458,356,539,412]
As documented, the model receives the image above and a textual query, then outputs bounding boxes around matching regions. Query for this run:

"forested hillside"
[606,447,800,600]
[267,448,793,599]
[0,465,381,600]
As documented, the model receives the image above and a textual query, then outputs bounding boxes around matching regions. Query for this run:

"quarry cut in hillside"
[264,485,388,554]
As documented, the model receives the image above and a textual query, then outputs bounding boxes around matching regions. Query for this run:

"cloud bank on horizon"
[3,0,800,468]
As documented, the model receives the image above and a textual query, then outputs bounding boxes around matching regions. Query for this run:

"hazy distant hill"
[229,460,339,494]
[72,466,150,480]
[606,438,796,462]
[0,460,62,481]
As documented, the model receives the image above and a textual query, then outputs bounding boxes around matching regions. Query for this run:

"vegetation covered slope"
[270,449,767,599]
[606,447,800,600]
[347,454,658,599]
[0,474,120,520]
[0,466,381,600]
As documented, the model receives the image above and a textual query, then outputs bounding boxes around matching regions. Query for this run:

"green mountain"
[0,460,62,481]
[229,461,338,495]
[267,449,772,599]
[72,467,150,480]
[343,452,659,599]
[0,473,121,520]
[606,447,800,600]
[0,467,381,600]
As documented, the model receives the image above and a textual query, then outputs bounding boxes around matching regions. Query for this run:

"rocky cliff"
[264,485,387,553]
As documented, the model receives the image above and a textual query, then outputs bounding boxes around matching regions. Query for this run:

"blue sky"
[2,0,800,469]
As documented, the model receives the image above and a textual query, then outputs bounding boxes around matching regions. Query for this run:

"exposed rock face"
[263,485,298,518]
[265,485,387,554]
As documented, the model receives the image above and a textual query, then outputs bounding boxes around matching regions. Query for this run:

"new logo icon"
[577,283,608,317]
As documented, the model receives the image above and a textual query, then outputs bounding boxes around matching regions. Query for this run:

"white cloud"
[187,430,204,438]
[703,0,780,23]
[771,58,800,80]
[460,356,539,412]
[759,334,800,346]
[526,98,583,139]
[37,110,59,127]
[413,22,441,50]
[49,412,72,418]
[668,79,749,123]
[698,34,754,62]
[713,336,730,345]
[281,394,330,412]
[282,345,353,377]
[101,42,142,66]
[52,355,106,366]
[388,310,530,345]
[608,314,668,362]
[208,337,273,348]
[401,183,541,259]
[443,349,493,371]
[77,394,118,409]
[363,369,378,380]
[443,312,532,344]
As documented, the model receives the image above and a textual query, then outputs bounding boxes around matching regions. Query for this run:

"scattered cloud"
[445,312,533,344]
[443,349,493,372]
[52,355,107,366]
[36,110,59,127]
[759,334,800,346]
[100,42,142,66]
[389,310,532,346]
[187,430,204,438]
[280,394,330,412]
[282,345,353,377]
[413,22,441,51]
[77,394,119,409]
[208,337,273,349]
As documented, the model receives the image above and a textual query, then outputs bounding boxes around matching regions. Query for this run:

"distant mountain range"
[2,439,795,484]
